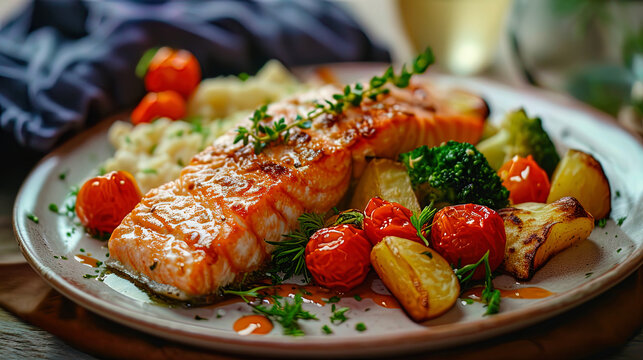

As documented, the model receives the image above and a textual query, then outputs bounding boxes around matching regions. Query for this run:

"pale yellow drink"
[398,0,512,75]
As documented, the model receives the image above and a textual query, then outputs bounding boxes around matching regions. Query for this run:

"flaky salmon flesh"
[107,81,488,301]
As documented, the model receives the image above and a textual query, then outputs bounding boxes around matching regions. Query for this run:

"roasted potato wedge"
[371,236,459,322]
[350,159,420,213]
[499,197,594,280]
[547,149,611,219]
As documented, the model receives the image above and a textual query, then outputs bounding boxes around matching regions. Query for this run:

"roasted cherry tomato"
[498,155,551,204]
[305,224,372,291]
[144,47,201,97]
[130,90,186,125]
[430,204,505,280]
[76,171,142,234]
[363,197,421,246]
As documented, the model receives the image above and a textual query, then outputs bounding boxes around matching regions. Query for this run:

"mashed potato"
[103,61,303,193]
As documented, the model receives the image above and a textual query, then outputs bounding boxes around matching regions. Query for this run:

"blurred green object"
[510,0,642,117]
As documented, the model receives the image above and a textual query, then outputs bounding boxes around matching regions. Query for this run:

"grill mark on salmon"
[107,81,487,301]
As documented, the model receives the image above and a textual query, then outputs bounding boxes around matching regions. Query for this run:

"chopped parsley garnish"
[194,315,207,321]
[355,323,367,332]
[330,307,349,324]
[79,248,85,252]
[95,261,103,267]
[61,256,68,260]
[252,294,318,336]
[617,248,622,253]
[596,218,607,228]
[300,289,312,296]
[238,72,250,81]
[321,325,333,335]
[617,217,627,226]
[222,285,271,303]
[327,296,340,303]
[353,294,362,301]
[615,191,621,198]
[585,272,593,278]
[142,168,157,174]
[27,213,39,223]
[58,171,67,180]
[462,298,474,305]
[83,274,98,279]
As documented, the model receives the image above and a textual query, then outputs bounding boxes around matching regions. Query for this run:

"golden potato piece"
[499,197,594,280]
[547,149,611,219]
[371,236,459,322]
[350,159,420,213]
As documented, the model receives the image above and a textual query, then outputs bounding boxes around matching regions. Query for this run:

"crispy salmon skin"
[107,81,487,301]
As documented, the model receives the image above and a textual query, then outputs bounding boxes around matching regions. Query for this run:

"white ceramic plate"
[13,64,643,358]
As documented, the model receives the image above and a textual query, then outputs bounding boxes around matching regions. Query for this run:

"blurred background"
[346,0,643,136]
[1,0,641,155]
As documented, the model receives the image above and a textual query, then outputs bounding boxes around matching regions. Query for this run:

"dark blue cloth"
[0,0,389,153]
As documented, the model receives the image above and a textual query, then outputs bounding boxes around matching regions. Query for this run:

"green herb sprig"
[455,251,501,316]
[234,47,435,154]
[234,105,312,154]
[253,294,318,336]
[222,285,272,303]
[410,203,437,246]
[307,47,434,120]
[266,212,325,283]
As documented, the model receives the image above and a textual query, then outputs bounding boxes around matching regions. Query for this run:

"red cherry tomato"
[498,155,551,204]
[76,171,142,234]
[130,90,186,125]
[363,197,421,246]
[430,204,505,280]
[305,224,372,291]
[144,47,201,98]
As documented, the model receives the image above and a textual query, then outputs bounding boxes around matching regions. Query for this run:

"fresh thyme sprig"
[306,47,435,120]
[234,105,312,154]
[253,294,318,336]
[410,203,437,246]
[234,47,435,154]
[454,251,501,316]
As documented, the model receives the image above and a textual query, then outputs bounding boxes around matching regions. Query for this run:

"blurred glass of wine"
[398,0,512,75]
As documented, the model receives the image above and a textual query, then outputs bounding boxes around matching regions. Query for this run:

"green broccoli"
[476,109,560,176]
[400,141,509,210]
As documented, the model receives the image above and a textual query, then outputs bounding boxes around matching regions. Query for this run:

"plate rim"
[12,69,643,357]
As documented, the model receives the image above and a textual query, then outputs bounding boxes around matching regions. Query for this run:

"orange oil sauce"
[74,254,101,267]
[463,286,554,300]
[268,273,400,309]
[233,315,273,335]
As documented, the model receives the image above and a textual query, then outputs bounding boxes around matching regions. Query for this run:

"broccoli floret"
[476,109,560,176]
[400,141,509,210]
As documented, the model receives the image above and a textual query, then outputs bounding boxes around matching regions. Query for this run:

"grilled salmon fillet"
[107,81,487,301]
